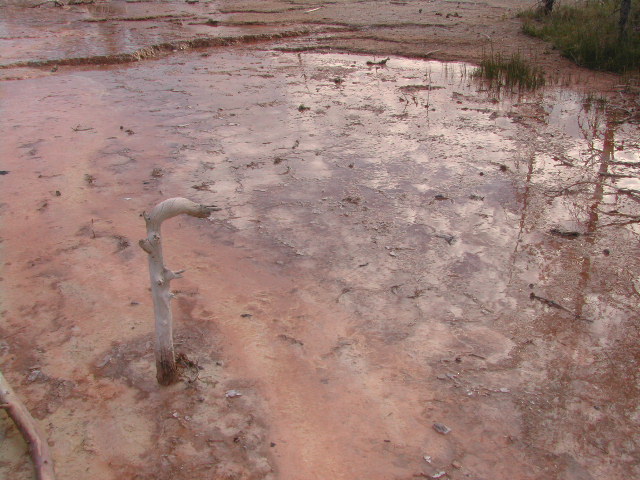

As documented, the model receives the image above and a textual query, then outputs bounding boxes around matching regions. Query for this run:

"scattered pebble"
[432,422,451,435]
[96,356,111,368]
[225,389,242,398]
[26,369,43,383]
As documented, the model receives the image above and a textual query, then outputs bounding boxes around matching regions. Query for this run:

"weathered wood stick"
[0,370,56,480]
[139,197,220,385]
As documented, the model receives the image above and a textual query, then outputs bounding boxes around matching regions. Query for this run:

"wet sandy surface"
[1,2,640,480]
[1,0,620,83]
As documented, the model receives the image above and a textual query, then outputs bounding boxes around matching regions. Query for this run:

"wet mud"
[1,2,639,480]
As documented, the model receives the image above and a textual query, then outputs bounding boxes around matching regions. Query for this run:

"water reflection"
[1,48,638,477]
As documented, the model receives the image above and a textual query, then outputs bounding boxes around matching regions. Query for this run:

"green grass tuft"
[520,0,640,73]
[473,51,546,90]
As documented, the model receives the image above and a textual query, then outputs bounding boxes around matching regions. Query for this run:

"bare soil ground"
[1,1,639,480]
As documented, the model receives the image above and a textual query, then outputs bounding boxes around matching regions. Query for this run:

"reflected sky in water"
[1,48,638,478]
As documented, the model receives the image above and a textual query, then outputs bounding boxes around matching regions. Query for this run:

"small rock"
[499,387,510,393]
[225,389,242,398]
[26,369,43,383]
[431,472,447,479]
[452,460,462,469]
[96,356,111,368]
[432,422,451,435]
[423,455,432,463]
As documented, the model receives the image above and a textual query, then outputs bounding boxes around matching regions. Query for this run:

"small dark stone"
[550,228,581,238]
[432,422,451,435]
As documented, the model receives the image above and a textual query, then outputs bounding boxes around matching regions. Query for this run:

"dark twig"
[530,292,592,322]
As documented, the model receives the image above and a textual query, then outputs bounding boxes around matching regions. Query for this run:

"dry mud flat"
[1,2,640,480]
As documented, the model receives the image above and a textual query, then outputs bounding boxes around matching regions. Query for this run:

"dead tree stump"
[139,197,219,385]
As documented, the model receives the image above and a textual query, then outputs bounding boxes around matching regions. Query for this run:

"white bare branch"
[139,197,219,385]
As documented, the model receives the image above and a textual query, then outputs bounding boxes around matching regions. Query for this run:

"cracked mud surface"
[1,2,639,480]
